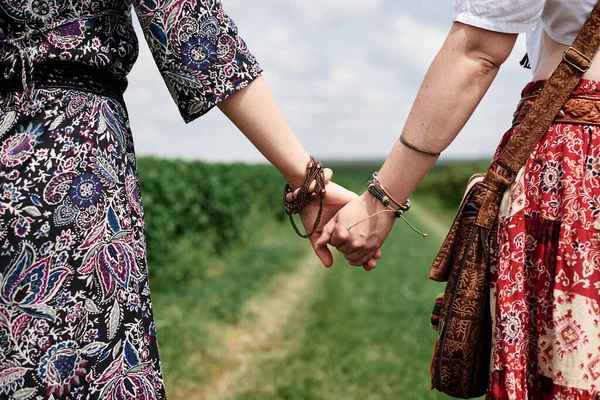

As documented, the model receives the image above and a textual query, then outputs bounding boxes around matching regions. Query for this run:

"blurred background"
[124,1,534,399]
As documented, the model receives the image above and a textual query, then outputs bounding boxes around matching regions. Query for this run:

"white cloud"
[375,14,449,74]
[331,68,357,85]
[290,0,383,22]
[124,1,535,163]
[251,25,315,74]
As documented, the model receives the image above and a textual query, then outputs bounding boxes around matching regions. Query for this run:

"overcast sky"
[124,0,533,163]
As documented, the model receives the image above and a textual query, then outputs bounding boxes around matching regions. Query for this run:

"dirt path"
[188,251,326,400]
[171,206,444,400]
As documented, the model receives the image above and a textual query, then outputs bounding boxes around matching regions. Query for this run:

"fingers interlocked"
[331,229,380,269]
[314,192,397,272]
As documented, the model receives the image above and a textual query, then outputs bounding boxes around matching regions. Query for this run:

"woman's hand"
[298,179,362,268]
[315,192,395,270]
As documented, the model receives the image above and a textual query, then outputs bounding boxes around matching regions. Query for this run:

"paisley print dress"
[488,80,600,399]
[0,0,261,398]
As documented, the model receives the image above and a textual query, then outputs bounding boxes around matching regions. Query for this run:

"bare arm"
[317,23,518,267]
[377,22,517,201]
[218,76,310,188]
[218,76,374,268]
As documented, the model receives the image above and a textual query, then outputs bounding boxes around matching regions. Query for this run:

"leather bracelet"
[370,172,410,212]
[367,179,410,217]
[349,173,426,237]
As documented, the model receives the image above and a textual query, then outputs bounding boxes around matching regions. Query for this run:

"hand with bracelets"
[313,185,397,271]
[284,157,382,270]
[313,135,434,271]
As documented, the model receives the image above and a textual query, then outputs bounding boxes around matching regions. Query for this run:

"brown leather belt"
[513,94,600,127]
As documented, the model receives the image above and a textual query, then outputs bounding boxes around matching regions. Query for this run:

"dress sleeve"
[132,0,263,123]
[454,0,545,34]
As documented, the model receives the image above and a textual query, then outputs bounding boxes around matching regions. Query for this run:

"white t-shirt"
[454,0,597,73]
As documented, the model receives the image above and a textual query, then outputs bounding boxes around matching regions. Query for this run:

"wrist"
[283,156,327,239]
[375,169,410,207]
[363,172,428,237]
[367,172,410,215]
[363,192,397,223]
[284,154,312,189]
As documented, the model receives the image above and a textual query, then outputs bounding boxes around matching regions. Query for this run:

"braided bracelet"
[399,134,441,157]
[283,157,326,238]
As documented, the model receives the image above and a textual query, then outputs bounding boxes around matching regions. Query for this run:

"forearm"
[218,76,310,187]
[378,23,517,201]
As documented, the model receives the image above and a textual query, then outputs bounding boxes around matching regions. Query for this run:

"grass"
[148,160,489,399]
[225,205,457,400]
[150,213,308,396]
[151,199,464,399]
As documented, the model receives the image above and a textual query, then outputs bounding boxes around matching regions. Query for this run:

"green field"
[139,159,490,400]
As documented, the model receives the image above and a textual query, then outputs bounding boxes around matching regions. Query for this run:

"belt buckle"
[563,46,591,73]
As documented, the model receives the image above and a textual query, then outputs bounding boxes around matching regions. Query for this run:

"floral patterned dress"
[489,80,600,399]
[0,0,261,398]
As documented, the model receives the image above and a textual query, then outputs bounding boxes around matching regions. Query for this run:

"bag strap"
[492,1,600,180]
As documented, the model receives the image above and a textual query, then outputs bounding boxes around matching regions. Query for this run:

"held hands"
[297,169,381,270]
[315,192,395,271]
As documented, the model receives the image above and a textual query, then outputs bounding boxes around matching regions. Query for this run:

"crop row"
[136,157,490,273]
[137,157,286,269]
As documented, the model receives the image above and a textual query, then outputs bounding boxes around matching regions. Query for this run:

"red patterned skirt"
[488,80,600,399]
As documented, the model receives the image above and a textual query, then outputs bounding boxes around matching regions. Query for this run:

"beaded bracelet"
[348,172,427,237]
[367,180,410,217]
[370,172,411,214]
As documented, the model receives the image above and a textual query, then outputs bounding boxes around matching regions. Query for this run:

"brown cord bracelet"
[283,157,326,238]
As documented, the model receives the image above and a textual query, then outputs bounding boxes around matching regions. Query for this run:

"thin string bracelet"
[399,134,441,157]
[346,208,428,237]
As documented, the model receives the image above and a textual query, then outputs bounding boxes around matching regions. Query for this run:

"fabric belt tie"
[0,37,36,100]
[0,13,126,104]
[0,61,129,104]
[513,94,600,127]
